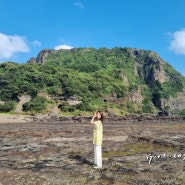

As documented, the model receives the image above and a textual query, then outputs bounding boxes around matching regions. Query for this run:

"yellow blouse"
[93,120,103,146]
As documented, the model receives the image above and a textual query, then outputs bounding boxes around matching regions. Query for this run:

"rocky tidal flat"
[0,120,185,185]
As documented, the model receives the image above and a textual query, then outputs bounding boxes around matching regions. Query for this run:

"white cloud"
[54,44,74,50]
[31,40,41,47]
[169,28,185,55]
[74,2,84,9]
[0,33,29,60]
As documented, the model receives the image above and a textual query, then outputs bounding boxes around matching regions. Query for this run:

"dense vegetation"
[0,47,185,115]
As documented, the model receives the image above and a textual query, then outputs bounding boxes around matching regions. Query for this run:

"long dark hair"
[97,110,104,123]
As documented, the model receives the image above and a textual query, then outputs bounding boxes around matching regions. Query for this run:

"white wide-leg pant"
[94,144,102,167]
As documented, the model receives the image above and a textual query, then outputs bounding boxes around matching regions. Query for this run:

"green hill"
[0,47,185,115]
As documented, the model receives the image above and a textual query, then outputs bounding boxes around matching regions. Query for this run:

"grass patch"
[103,142,176,157]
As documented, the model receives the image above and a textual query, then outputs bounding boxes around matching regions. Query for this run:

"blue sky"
[0,0,185,75]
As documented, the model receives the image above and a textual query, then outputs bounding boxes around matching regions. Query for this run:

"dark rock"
[115,167,137,174]
[158,111,169,116]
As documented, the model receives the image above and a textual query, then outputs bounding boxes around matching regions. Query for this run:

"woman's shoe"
[93,166,102,169]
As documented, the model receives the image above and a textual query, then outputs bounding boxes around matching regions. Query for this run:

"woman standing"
[90,111,104,169]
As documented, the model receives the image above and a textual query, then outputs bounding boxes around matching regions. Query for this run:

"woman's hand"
[93,111,97,118]
[90,111,97,124]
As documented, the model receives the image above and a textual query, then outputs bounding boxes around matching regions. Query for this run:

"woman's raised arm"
[90,112,97,124]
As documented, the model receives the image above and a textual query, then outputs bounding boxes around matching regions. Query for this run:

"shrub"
[59,102,75,112]
[23,96,47,113]
[179,109,185,116]
[142,103,153,113]
[0,101,16,112]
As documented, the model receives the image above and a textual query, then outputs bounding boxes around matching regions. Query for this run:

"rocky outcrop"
[66,96,82,105]
[103,94,125,105]
[32,114,185,124]
[121,73,129,85]
[161,90,185,113]
[128,86,143,106]
[132,49,169,84]
[15,95,31,113]
[146,52,169,83]
[0,100,5,105]
[153,64,169,83]
[27,49,54,64]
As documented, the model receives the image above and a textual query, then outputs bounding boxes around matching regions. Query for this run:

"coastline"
[1,113,185,124]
